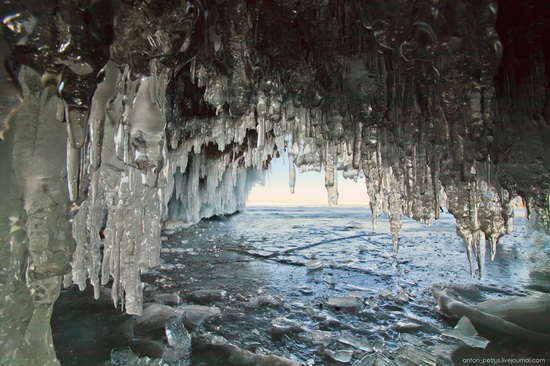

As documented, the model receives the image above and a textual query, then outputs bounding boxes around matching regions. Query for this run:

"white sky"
[246,157,370,206]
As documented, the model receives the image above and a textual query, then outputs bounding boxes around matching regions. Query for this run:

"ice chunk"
[165,317,191,353]
[325,349,354,363]
[162,346,188,364]
[298,287,314,295]
[248,294,281,308]
[378,288,392,298]
[128,339,164,359]
[393,321,421,332]
[327,296,362,309]
[399,333,424,347]
[154,293,181,306]
[454,316,478,336]
[177,304,221,329]
[305,259,323,271]
[307,330,335,346]
[136,303,178,330]
[188,289,227,303]
[177,304,222,317]
[394,345,436,366]
[433,285,550,344]
[111,347,137,365]
[395,288,410,303]
[338,333,374,353]
[441,330,489,349]
[197,332,301,366]
[270,317,306,336]
[353,352,394,366]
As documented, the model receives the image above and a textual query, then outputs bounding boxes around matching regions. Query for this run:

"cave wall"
[0,1,549,365]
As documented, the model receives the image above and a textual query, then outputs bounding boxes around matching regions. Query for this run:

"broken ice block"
[177,304,221,329]
[395,288,410,303]
[110,347,138,365]
[162,345,187,364]
[433,285,550,344]
[353,352,393,366]
[197,332,301,366]
[325,349,354,363]
[440,331,490,349]
[154,293,181,305]
[399,333,424,347]
[307,330,335,346]
[394,345,436,366]
[136,303,178,331]
[378,288,392,298]
[248,294,281,308]
[165,317,191,353]
[327,296,362,309]
[270,317,306,336]
[305,259,323,271]
[188,289,227,303]
[454,316,478,336]
[338,333,374,353]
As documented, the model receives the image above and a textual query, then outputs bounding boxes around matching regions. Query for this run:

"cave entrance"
[247,157,369,208]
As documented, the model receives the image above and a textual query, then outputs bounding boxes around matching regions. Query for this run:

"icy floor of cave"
[52,207,550,365]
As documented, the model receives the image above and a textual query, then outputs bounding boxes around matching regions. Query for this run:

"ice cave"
[0,0,549,365]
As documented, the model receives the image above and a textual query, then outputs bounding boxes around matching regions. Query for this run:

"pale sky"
[246,157,370,206]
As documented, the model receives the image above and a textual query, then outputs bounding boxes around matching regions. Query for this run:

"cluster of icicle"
[66,59,268,314]
[64,60,168,314]
[167,58,521,279]
[3,0,548,320]
[67,60,529,316]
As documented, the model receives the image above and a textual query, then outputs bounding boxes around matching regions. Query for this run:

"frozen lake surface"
[52,207,550,365]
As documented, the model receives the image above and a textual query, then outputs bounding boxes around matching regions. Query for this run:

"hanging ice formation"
[1,1,550,365]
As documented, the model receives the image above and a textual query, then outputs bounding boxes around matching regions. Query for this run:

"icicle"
[114,120,125,161]
[89,115,104,171]
[474,230,486,276]
[325,143,338,205]
[0,41,23,141]
[433,153,442,220]
[89,62,120,171]
[352,117,362,170]
[257,91,267,148]
[289,154,296,194]
[66,141,80,202]
[66,105,89,149]
[386,167,403,253]
[130,77,167,187]
[488,235,498,261]
[56,98,65,122]
[257,116,265,148]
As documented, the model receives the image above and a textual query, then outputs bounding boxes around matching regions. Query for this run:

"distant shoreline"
[245,202,370,208]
